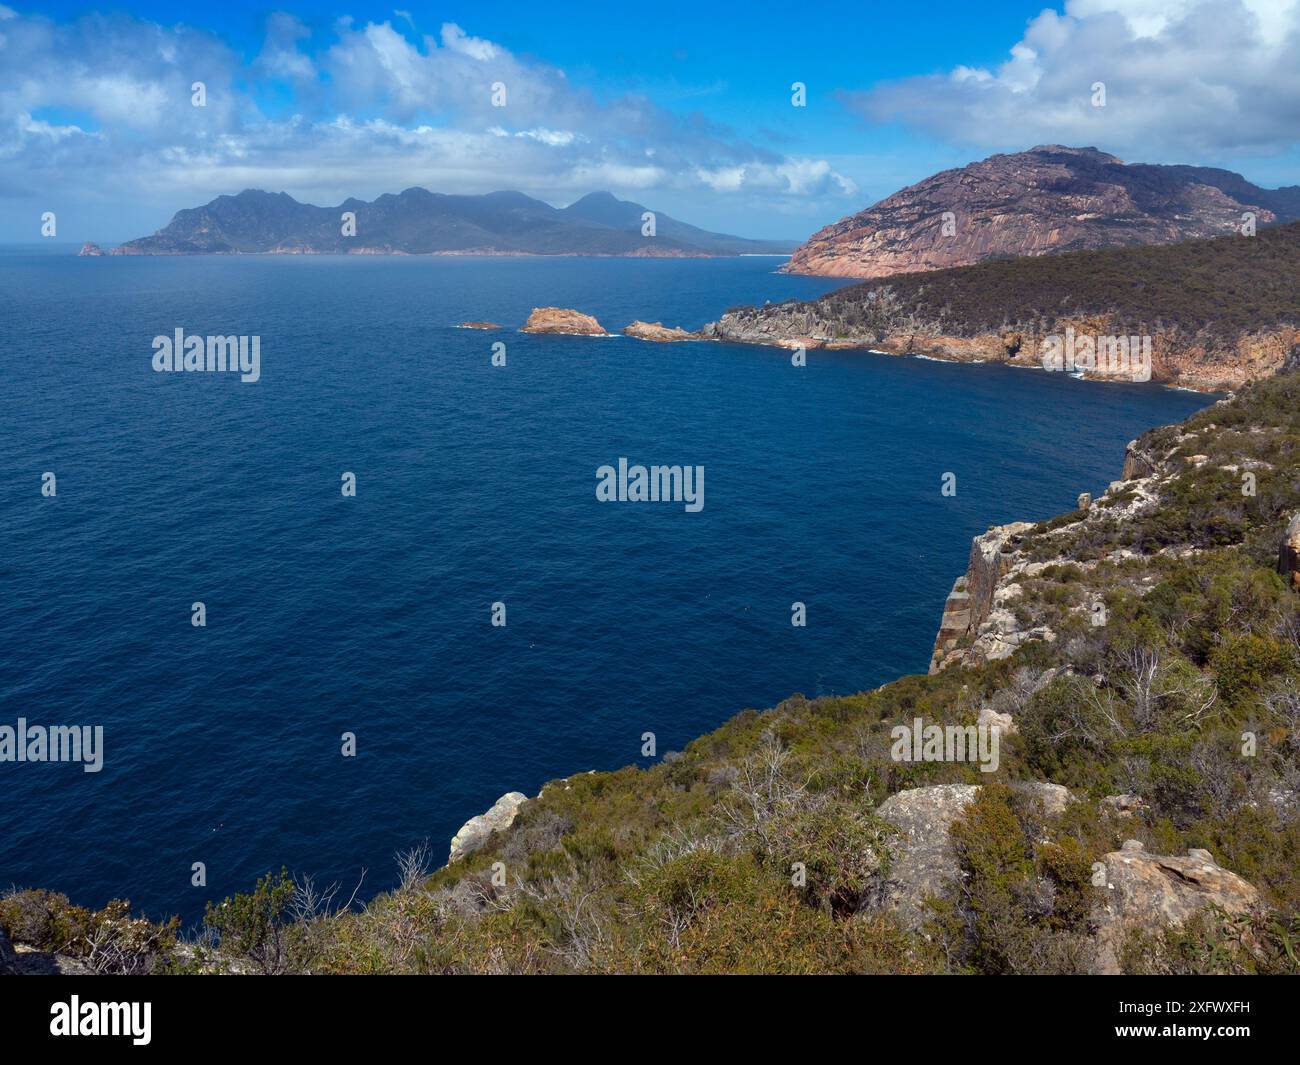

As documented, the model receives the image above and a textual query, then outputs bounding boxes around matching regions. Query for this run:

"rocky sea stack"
[521,307,609,336]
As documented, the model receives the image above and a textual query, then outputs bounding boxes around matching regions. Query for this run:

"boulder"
[1279,513,1300,590]
[1100,793,1145,818]
[1022,781,1072,817]
[876,784,980,931]
[521,307,608,336]
[448,792,528,862]
[977,705,1018,736]
[875,782,1070,929]
[1091,840,1261,974]
[1076,492,1092,510]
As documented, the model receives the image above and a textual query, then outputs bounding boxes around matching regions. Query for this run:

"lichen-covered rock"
[876,789,1261,969]
[521,307,608,336]
[876,784,980,931]
[875,782,1071,930]
[448,792,528,862]
[1091,840,1261,974]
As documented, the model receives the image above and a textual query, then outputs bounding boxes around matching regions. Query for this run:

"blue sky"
[4,1,1300,241]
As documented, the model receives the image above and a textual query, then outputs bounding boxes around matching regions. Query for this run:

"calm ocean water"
[0,248,1212,925]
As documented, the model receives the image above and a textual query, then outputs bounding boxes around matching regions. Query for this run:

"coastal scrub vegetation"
[720,220,1300,347]
[6,374,1300,975]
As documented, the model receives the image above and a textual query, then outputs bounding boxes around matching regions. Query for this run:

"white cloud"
[0,8,854,239]
[696,159,858,197]
[569,161,667,189]
[440,22,500,61]
[848,0,1300,158]
[254,13,314,82]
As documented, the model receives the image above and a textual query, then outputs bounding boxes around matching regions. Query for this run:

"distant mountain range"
[104,188,796,257]
[784,145,1300,277]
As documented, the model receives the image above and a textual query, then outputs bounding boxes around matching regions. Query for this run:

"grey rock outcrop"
[1100,793,1146,818]
[1122,438,1158,480]
[1091,840,1261,974]
[448,791,528,863]
[977,705,1018,736]
[875,786,1263,973]
[930,522,1034,672]
[875,782,1071,931]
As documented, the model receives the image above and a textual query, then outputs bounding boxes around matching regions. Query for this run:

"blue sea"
[0,248,1212,925]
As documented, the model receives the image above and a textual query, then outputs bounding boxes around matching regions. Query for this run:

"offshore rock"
[522,307,609,336]
[622,320,698,342]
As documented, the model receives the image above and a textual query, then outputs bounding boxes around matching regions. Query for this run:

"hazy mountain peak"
[110,186,794,257]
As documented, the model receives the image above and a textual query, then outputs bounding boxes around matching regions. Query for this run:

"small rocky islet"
[457,308,700,341]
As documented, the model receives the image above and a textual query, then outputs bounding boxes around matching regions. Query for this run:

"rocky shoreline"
[700,309,1300,393]
[451,303,1297,394]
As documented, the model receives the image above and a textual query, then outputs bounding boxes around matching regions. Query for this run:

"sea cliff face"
[705,309,1300,392]
[929,397,1300,674]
